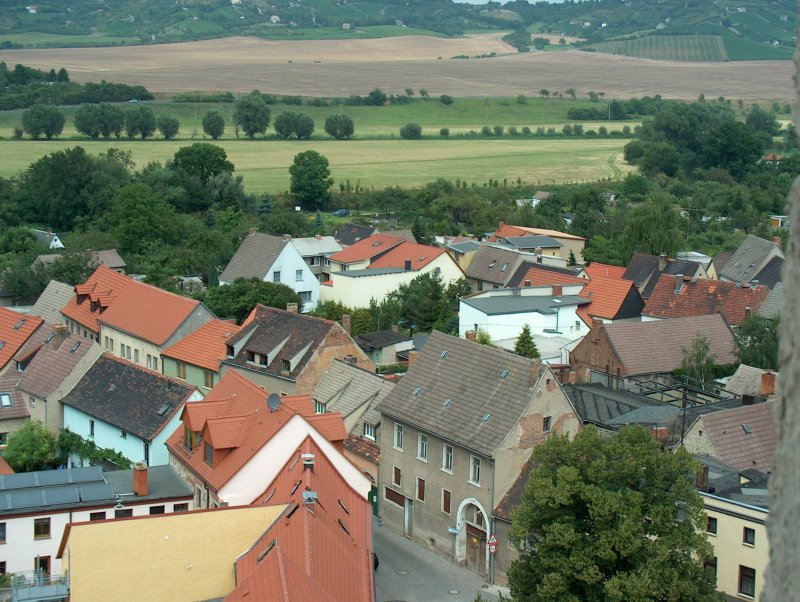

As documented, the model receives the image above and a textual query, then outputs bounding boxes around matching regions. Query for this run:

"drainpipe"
[489,457,496,585]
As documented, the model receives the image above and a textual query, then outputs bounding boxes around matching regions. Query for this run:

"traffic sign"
[488,543,498,555]
[487,533,499,546]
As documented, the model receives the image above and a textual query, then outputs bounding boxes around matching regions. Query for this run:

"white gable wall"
[264,244,320,312]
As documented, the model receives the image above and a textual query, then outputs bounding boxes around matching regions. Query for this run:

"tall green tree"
[47,252,100,285]
[702,121,762,177]
[274,111,314,140]
[233,91,271,139]
[387,270,451,333]
[171,143,234,184]
[205,278,302,323]
[157,114,180,140]
[678,334,718,385]
[202,110,225,140]
[22,104,65,139]
[734,314,779,370]
[509,426,721,602]
[289,150,333,211]
[125,105,157,139]
[514,324,540,359]
[5,421,56,472]
[105,183,180,255]
[324,114,355,139]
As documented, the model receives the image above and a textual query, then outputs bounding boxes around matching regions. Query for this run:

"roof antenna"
[267,393,281,412]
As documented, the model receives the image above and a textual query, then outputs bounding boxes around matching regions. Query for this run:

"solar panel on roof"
[42,487,80,506]
[2,472,37,490]
[9,490,44,511]
[80,483,115,503]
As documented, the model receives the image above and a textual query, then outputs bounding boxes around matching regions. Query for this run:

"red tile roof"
[0,308,43,371]
[63,265,206,345]
[489,224,586,242]
[0,456,13,475]
[698,402,776,473]
[369,242,445,270]
[642,276,770,326]
[326,234,405,264]
[578,276,641,321]
[166,371,345,491]
[514,265,586,288]
[584,262,628,280]
[343,434,380,463]
[161,319,241,372]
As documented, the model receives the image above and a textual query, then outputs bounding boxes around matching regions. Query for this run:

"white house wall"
[458,303,585,343]
[264,244,320,312]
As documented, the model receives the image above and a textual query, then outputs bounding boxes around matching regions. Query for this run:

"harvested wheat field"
[0,35,792,99]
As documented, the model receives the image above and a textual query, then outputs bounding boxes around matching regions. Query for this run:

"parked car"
[332,208,350,217]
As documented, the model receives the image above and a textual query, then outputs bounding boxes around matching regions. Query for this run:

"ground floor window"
[384,486,405,508]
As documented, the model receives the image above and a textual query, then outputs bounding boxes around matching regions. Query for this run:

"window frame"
[88,419,95,438]
[738,565,756,598]
[273,270,281,282]
[89,511,106,521]
[295,269,303,282]
[417,433,428,462]
[442,489,451,515]
[394,422,404,451]
[33,517,51,539]
[204,442,214,466]
[743,526,756,546]
[0,521,5,543]
[469,455,481,486]
[543,415,552,432]
[363,422,376,441]
[706,516,718,535]
[174,503,190,512]
[393,465,401,487]
[176,362,187,380]
[442,444,453,473]
[417,477,426,502]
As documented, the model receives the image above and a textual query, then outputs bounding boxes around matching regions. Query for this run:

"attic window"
[0,393,11,408]
[440,350,448,358]
[524,280,531,287]
[226,345,234,358]
[45,333,54,344]
[257,540,277,563]
[281,359,291,375]
[482,413,492,423]
[500,369,510,379]
[157,404,171,417]
[372,241,383,247]
[742,424,752,435]
[443,398,452,407]
[413,387,422,396]
[488,261,496,268]
[0,342,6,350]
[246,351,256,363]
[14,319,25,330]
[501,263,509,272]
[70,342,81,353]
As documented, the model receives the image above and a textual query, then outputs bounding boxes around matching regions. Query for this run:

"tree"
[125,105,157,139]
[74,103,124,139]
[440,127,450,137]
[539,89,550,98]
[367,88,387,106]
[641,142,681,177]
[233,91,271,138]
[21,104,65,139]
[289,150,333,211]
[418,88,429,98]
[274,111,314,139]
[476,329,493,346]
[388,270,449,333]
[565,88,577,100]
[745,105,780,136]
[205,278,302,323]
[440,94,454,105]
[702,121,762,177]
[5,420,56,472]
[508,426,721,602]
[514,324,540,359]
[202,110,225,139]
[172,143,234,184]
[48,252,100,285]
[400,122,422,140]
[735,314,779,370]
[679,334,717,386]
[156,114,180,139]
[105,183,180,255]
[324,114,355,140]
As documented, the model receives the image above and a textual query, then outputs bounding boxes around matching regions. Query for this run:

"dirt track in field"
[0,35,792,99]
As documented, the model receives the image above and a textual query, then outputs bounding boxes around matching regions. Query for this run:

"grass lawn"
[0,32,140,47]
[0,138,633,192]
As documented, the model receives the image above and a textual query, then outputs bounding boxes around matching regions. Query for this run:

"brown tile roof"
[343,434,381,463]
[0,374,27,421]
[166,370,344,491]
[463,244,524,285]
[584,262,628,280]
[698,402,776,473]
[642,276,769,326]
[369,242,445,270]
[327,234,405,265]
[578,276,643,321]
[219,232,288,283]
[0,456,13,475]
[0,308,43,372]
[18,332,98,400]
[61,265,134,334]
[489,224,585,242]
[603,314,737,376]
[507,264,585,288]
[162,319,241,372]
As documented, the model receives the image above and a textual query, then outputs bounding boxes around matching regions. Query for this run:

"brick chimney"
[133,461,148,496]
[51,324,68,350]
[286,303,299,314]
[695,464,709,492]
[407,350,418,366]
[744,306,751,320]
[774,236,782,247]
[498,221,505,229]
[282,234,292,241]
[341,314,351,334]
[761,371,776,397]
[552,285,562,297]
[567,370,577,384]
[658,253,667,271]
[529,358,542,386]
[315,234,322,240]
[248,227,258,236]
[465,330,477,342]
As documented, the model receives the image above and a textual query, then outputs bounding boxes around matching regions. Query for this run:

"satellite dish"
[267,393,281,412]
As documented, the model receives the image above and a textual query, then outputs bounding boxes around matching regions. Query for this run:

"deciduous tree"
[205,278,302,323]
[22,104,64,139]
[171,143,234,184]
[157,114,180,139]
[735,314,779,370]
[233,91,271,138]
[125,105,156,139]
[5,421,56,472]
[289,150,333,211]
[202,110,225,140]
[400,122,422,140]
[324,114,355,139]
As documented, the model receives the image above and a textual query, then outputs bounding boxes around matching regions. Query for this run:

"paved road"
[373,517,504,602]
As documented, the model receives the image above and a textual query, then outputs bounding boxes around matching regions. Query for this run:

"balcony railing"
[10,570,69,602]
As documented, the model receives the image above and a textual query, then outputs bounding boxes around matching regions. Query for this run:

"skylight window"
[488,261,496,268]
[413,387,422,396]
[14,319,25,330]
[742,424,752,435]
[70,342,81,353]
[440,350,448,358]
[501,263,508,272]
[443,398,452,407]
[482,413,492,423]
[0,393,11,408]
[156,404,171,417]
[500,369,510,379]
[45,333,54,344]
[0,342,5,350]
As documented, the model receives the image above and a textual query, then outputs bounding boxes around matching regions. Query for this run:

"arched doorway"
[454,498,489,576]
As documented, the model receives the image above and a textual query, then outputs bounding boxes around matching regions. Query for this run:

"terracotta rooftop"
[166,370,345,491]
[642,276,769,326]
[369,242,445,270]
[0,456,13,475]
[162,319,241,372]
[578,275,643,321]
[509,264,586,288]
[18,331,98,401]
[343,434,381,463]
[0,308,43,371]
[584,262,628,280]
[327,234,405,265]
[489,224,586,242]
[61,265,134,334]
[696,402,776,473]
[0,374,27,421]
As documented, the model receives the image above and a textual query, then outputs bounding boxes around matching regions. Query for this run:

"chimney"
[499,221,505,229]
[248,227,258,236]
[650,426,668,442]
[744,306,751,320]
[286,303,299,314]
[658,253,667,271]
[407,350,418,366]
[133,461,148,496]
[404,259,412,271]
[695,464,709,492]
[761,371,776,397]
[773,236,782,247]
[552,285,562,297]
[465,330,477,342]
[46,228,52,236]
[282,234,292,241]
[301,453,315,471]
[51,324,68,350]
[568,370,577,384]
[315,234,322,240]
[341,314,351,334]
[529,358,542,386]
[391,324,399,333]
[742,394,754,406]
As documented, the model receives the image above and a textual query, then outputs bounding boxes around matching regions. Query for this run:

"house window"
[115,508,133,518]
[417,477,426,502]
[295,269,303,281]
[310,256,321,266]
[120,429,127,440]
[469,455,481,486]
[273,271,281,282]
[204,442,214,466]
[442,489,452,514]
[0,522,5,543]
[89,512,105,521]
[30,396,36,409]
[184,427,199,451]
[125,344,132,360]
[281,359,291,375]
[393,466,401,487]
[743,526,756,546]
[0,561,5,574]
[34,517,51,539]
[147,354,153,369]
[738,566,756,598]
[149,505,166,515]
[0,394,10,408]
[89,419,95,438]
[417,433,428,462]
[0,433,6,446]
[176,362,186,380]
[109,338,114,353]
[364,423,376,440]
[299,291,312,302]
[314,400,326,414]
[246,351,255,363]
[706,516,718,535]
[203,371,214,389]
[384,486,404,508]
[174,503,189,512]
[104,336,109,349]
[704,557,717,583]
[394,423,404,451]
[442,444,453,473]
[543,416,552,432]
[134,349,139,363]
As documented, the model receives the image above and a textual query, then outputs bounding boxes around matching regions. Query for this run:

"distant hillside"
[0,0,794,61]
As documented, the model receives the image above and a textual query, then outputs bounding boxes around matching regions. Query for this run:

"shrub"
[440,94,454,105]
[493,125,504,137]
[481,125,492,136]
[440,127,450,137]
[522,126,532,136]
[399,122,422,140]
[324,114,355,139]
[508,126,518,136]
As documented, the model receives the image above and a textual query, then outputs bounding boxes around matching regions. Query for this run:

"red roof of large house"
[327,234,405,265]
[161,319,241,372]
[369,241,445,271]
[642,276,769,326]
[578,275,641,321]
[166,370,346,491]
[0,456,13,475]
[0,308,43,371]
[62,265,205,345]
[489,224,586,243]
[584,262,628,280]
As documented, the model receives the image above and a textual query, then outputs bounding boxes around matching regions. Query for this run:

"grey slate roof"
[30,280,74,325]
[61,354,196,441]
[757,282,783,318]
[356,330,411,350]
[31,229,62,248]
[461,294,589,316]
[719,235,784,284]
[333,267,407,277]
[463,245,525,285]
[565,383,665,427]
[290,236,342,257]
[726,364,768,397]
[603,314,737,376]
[377,330,541,457]
[334,223,375,247]
[623,253,704,299]
[447,240,481,254]
[505,261,584,288]
[312,359,395,428]
[219,232,287,283]
[503,235,563,250]
[753,256,783,289]
[381,229,416,243]
[104,464,193,503]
